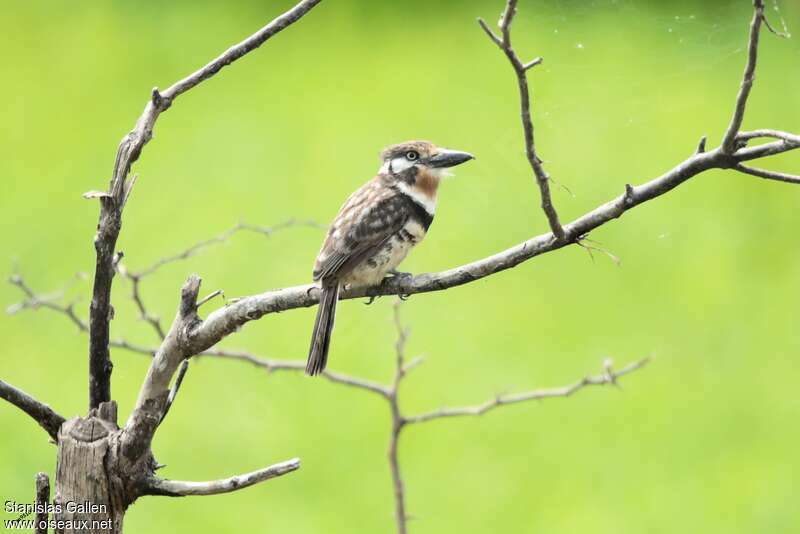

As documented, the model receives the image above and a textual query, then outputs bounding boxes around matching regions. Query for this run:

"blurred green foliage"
[1,0,799,532]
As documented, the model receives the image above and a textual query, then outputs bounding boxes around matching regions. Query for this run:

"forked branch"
[478,0,565,240]
[404,357,650,424]
[721,0,766,153]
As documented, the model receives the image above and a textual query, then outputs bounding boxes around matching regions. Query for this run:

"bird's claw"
[364,295,378,306]
[398,293,411,301]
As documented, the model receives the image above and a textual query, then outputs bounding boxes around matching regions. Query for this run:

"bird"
[306,140,475,375]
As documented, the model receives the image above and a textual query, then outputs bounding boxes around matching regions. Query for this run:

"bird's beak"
[427,148,475,168]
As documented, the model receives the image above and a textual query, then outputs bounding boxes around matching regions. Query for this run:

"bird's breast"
[342,220,426,286]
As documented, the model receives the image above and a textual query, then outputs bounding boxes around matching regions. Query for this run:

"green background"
[2,0,799,532]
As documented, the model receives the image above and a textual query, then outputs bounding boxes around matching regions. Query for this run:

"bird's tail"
[306,284,340,376]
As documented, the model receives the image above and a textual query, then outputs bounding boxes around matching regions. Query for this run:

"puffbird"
[306,141,474,375]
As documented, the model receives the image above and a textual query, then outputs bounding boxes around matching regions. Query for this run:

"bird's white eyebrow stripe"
[379,156,415,176]
[391,157,414,173]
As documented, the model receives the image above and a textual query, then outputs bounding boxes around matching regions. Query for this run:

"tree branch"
[387,302,410,534]
[160,358,190,423]
[200,348,391,396]
[7,273,87,332]
[114,219,323,342]
[124,273,166,340]
[404,357,651,425]
[478,0,566,240]
[85,0,324,410]
[179,138,794,353]
[734,163,800,184]
[120,275,202,463]
[144,458,300,497]
[0,380,65,442]
[721,0,765,153]
[185,7,800,349]
[737,129,800,145]
[120,219,323,280]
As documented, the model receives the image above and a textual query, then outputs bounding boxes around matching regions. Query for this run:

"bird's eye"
[405,151,419,161]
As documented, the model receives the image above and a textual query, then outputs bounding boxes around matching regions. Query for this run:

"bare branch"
[0,379,65,442]
[477,18,502,47]
[478,1,566,240]
[198,349,390,397]
[144,458,300,497]
[86,0,324,409]
[7,273,87,332]
[161,359,190,423]
[184,133,799,353]
[721,0,766,153]
[125,273,166,340]
[762,9,791,38]
[110,338,156,356]
[123,219,323,280]
[196,289,225,309]
[734,164,800,184]
[734,139,799,160]
[120,275,203,463]
[737,129,800,145]
[165,0,800,355]
[113,219,322,342]
[404,357,651,425]
[387,300,412,534]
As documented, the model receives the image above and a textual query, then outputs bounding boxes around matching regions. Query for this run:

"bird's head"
[378,141,474,182]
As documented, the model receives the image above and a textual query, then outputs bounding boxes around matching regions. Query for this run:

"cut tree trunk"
[53,402,132,534]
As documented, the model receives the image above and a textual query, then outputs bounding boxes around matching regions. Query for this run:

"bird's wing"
[314,178,409,282]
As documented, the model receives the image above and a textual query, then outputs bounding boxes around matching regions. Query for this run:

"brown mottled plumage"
[306,141,474,375]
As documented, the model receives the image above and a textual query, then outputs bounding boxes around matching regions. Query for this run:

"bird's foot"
[386,270,413,300]
[388,268,413,281]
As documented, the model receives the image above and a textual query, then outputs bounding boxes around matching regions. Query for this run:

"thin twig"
[115,219,322,340]
[737,129,800,145]
[405,357,651,424]
[7,274,87,331]
[124,219,323,279]
[734,164,800,184]
[128,274,166,340]
[198,349,390,397]
[161,359,190,423]
[145,458,300,497]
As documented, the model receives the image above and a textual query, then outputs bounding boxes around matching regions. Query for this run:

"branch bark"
[0,379,65,442]
[144,458,300,497]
